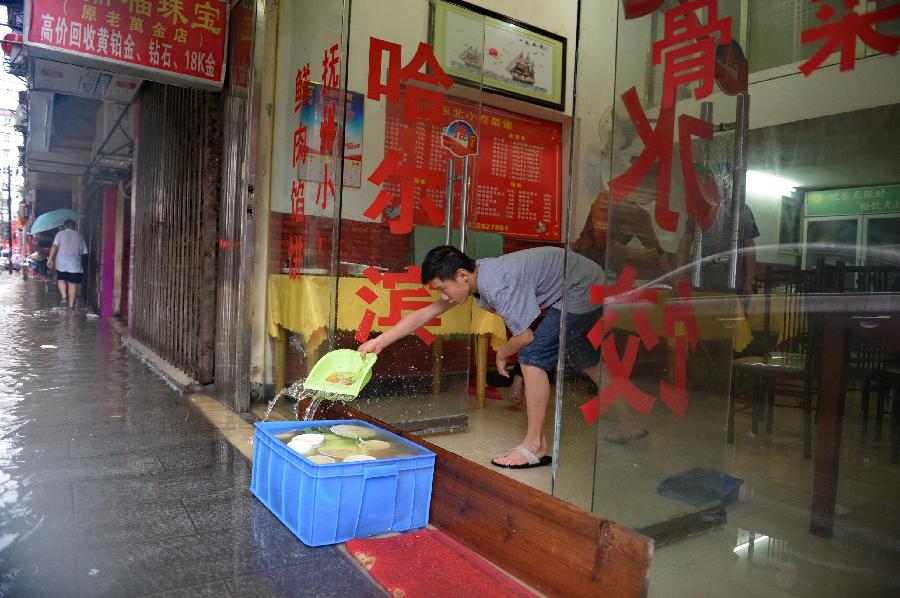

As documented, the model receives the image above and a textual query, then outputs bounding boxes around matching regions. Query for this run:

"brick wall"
[269,213,411,274]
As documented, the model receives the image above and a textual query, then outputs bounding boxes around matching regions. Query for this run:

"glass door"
[863,214,900,266]
[557,0,744,525]
[802,216,862,268]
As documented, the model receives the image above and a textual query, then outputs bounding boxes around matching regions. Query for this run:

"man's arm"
[358,299,453,357]
[47,244,59,270]
[495,329,535,377]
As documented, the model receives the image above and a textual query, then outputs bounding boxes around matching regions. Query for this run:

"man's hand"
[494,330,533,377]
[358,337,386,360]
[47,259,54,270]
[495,350,510,377]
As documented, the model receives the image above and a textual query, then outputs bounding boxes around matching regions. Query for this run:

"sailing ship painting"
[506,52,536,85]
[437,3,561,105]
[459,46,483,69]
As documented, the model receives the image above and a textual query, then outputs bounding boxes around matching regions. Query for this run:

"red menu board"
[25,0,228,90]
[384,91,562,241]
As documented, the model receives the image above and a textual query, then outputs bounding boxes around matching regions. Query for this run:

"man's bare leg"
[57,278,68,304]
[581,361,648,442]
[493,364,550,466]
[67,282,79,309]
[509,374,524,405]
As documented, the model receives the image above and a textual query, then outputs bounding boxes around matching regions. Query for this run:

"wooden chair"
[729,265,824,459]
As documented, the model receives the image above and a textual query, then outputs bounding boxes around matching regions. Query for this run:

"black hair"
[64,219,76,228]
[420,245,476,284]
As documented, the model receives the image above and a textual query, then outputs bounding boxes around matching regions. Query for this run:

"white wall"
[570,0,635,237]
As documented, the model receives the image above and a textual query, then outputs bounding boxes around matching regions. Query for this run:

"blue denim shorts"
[517,307,602,373]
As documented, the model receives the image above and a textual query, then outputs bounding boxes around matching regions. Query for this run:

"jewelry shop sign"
[25,0,229,91]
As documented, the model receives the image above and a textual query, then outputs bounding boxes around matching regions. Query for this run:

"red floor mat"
[346,529,536,598]
[450,380,504,401]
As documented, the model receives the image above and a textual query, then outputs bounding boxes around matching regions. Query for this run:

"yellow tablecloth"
[743,292,804,347]
[268,274,507,350]
[608,291,754,352]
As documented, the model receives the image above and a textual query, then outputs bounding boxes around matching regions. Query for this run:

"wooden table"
[811,293,900,537]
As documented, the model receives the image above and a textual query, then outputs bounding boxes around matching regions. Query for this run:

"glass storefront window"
[259,0,899,594]
[562,0,900,595]
[265,0,348,404]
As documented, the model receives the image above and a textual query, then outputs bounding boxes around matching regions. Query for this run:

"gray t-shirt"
[52,228,88,273]
[474,247,605,336]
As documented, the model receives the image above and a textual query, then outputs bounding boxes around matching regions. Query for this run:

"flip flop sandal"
[491,444,552,469]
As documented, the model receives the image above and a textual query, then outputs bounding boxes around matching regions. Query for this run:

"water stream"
[249,380,357,444]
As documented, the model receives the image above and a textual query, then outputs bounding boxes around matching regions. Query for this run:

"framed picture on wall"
[430,0,566,111]
[777,193,803,254]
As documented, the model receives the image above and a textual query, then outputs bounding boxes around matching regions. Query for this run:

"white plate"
[329,424,377,439]
[359,439,391,451]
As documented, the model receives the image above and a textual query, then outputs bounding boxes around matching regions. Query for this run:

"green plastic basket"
[303,349,377,399]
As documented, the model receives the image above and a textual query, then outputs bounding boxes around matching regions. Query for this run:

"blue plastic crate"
[250,419,436,546]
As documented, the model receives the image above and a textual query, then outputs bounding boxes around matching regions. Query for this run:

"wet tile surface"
[0,277,382,597]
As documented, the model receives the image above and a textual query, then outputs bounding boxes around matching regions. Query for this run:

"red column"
[100,187,118,317]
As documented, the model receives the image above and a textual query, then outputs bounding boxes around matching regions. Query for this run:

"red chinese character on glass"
[322,43,340,88]
[580,265,660,423]
[579,266,699,423]
[292,121,308,168]
[353,266,441,344]
[609,87,718,232]
[319,100,337,155]
[799,0,900,76]
[287,235,303,280]
[363,150,443,234]
[316,163,334,209]
[316,46,340,209]
[290,179,305,222]
[367,38,453,121]
[364,37,453,233]
[652,0,732,108]
[657,279,701,419]
[295,63,311,112]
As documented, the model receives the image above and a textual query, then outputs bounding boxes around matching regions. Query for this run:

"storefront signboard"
[806,185,900,217]
[24,0,229,91]
[385,89,562,241]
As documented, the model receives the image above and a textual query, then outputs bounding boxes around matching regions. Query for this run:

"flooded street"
[0,275,381,597]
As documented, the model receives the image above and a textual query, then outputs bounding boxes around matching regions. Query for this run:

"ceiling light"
[746,170,797,198]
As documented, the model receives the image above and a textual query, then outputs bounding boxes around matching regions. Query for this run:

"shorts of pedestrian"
[518,307,602,373]
[57,271,83,284]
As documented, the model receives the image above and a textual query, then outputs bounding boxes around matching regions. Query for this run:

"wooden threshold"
[317,399,653,598]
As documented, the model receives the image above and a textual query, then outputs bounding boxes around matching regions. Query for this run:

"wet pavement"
[0,275,383,597]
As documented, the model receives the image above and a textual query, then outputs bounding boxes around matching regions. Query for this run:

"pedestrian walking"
[47,219,87,309]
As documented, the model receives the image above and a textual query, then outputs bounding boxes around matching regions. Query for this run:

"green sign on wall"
[806,185,900,217]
